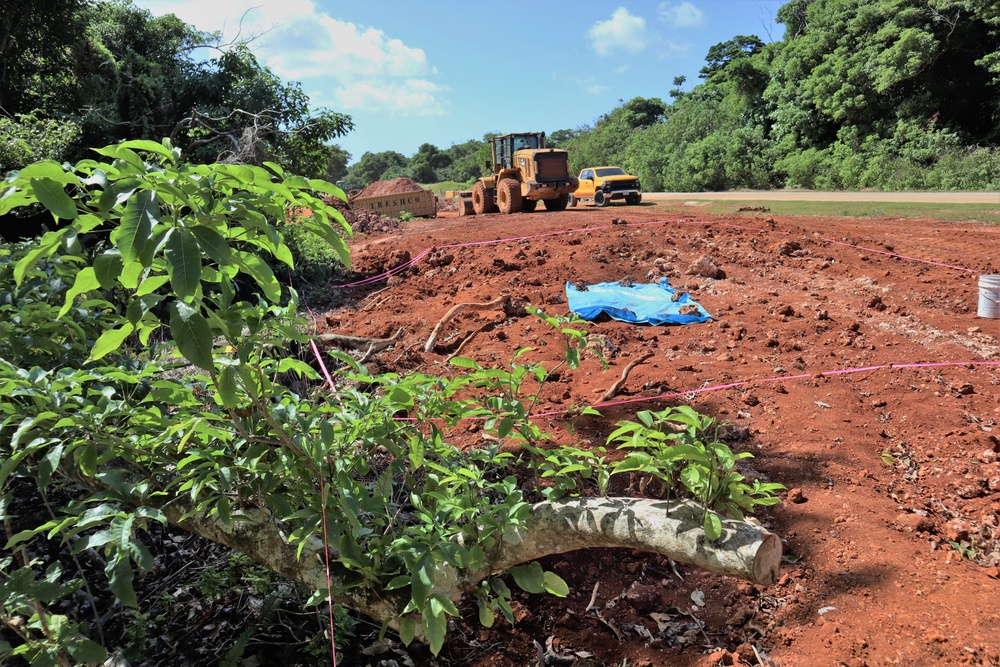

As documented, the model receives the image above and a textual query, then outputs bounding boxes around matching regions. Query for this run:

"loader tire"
[594,190,607,207]
[544,193,569,212]
[472,181,496,215]
[521,199,538,212]
[497,178,522,214]
[567,193,577,208]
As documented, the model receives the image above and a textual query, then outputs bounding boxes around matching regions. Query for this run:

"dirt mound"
[436,195,458,212]
[319,193,401,235]
[355,177,424,199]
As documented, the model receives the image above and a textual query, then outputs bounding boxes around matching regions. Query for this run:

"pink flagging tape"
[329,220,685,288]
[821,238,977,273]
[327,217,982,291]
[535,360,1000,417]
[380,360,999,423]
[331,247,432,289]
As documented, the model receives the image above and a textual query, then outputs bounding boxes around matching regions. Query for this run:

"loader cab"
[492,132,546,170]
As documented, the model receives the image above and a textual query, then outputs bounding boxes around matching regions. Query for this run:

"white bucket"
[979,274,1000,318]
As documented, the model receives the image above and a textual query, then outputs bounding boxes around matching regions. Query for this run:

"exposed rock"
[686,255,724,279]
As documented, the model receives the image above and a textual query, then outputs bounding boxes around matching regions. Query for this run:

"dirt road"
[646,190,1000,204]
[325,203,1000,666]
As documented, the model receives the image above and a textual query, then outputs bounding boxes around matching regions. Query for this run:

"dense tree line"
[555,0,1000,191]
[0,0,352,179]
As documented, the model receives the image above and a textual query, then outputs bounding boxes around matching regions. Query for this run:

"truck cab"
[571,166,642,207]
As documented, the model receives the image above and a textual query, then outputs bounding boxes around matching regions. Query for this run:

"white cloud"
[132,0,448,117]
[658,2,705,28]
[332,80,450,116]
[587,8,648,57]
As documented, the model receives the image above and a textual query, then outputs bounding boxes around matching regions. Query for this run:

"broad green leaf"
[169,301,214,370]
[19,160,77,185]
[118,139,174,161]
[118,261,144,289]
[164,227,202,301]
[82,169,108,188]
[137,320,161,346]
[448,356,480,370]
[478,599,495,627]
[398,617,416,645]
[421,602,447,656]
[497,596,515,624]
[78,442,98,477]
[116,190,158,262]
[216,366,239,408]
[542,571,569,597]
[106,556,137,608]
[112,146,146,173]
[509,562,545,594]
[272,241,294,268]
[430,594,459,617]
[303,217,350,266]
[128,539,155,572]
[29,177,77,219]
[308,178,346,199]
[126,294,162,325]
[94,252,124,288]
[138,220,170,267]
[388,387,412,406]
[12,229,67,284]
[235,251,281,303]
[88,323,134,362]
[497,416,514,439]
[98,179,139,214]
[135,274,170,296]
[384,575,410,591]
[281,174,310,188]
[92,145,124,160]
[704,513,723,541]
[410,551,434,608]
[217,496,232,526]
[59,267,100,319]
[263,161,285,178]
[190,226,232,264]
[66,639,107,664]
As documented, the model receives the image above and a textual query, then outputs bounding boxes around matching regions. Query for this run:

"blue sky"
[132,0,785,163]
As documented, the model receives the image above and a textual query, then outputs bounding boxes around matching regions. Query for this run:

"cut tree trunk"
[140,492,780,631]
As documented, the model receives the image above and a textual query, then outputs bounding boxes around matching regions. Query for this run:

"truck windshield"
[595,167,626,177]
[511,135,540,151]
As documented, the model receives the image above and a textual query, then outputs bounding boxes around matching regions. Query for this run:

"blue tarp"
[566,278,712,325]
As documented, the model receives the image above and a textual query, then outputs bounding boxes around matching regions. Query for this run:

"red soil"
[320,202,1000,666]
[354,177,425,199]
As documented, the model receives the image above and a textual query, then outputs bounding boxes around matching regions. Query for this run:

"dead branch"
[317,328,403,352]
[599,351,654,402]
[424,296,509,353]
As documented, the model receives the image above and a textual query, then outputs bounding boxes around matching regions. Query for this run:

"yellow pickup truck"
[569,166,642,207]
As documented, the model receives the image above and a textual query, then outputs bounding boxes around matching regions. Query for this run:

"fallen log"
[84,476,781,642]
[440,497,781,594]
